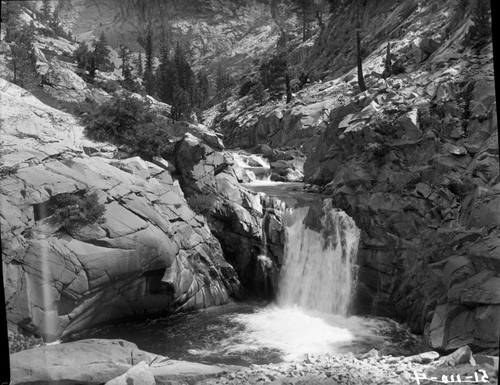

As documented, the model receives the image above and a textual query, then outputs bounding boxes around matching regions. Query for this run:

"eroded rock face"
[302,53,499,353]
[1,79,241,341]
[175,133,282,298]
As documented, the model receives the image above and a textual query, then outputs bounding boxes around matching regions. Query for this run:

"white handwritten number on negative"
[413,369,490,384]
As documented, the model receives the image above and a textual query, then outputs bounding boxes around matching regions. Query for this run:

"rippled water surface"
[71,301,422,366]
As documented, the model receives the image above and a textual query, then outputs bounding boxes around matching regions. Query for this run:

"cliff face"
[303,3,499,353]
[209,0,499,354]
[61,0,278,76]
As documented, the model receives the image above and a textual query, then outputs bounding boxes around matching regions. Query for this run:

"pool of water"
[70,301,422,366]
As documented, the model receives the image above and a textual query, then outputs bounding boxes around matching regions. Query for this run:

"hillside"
[0,0,498,381]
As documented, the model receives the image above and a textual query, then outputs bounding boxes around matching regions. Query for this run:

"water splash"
[232,152,270,169]
[232,152,272,183]
[278,199,360,315]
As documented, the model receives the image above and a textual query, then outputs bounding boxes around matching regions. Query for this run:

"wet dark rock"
[175,133,282,298]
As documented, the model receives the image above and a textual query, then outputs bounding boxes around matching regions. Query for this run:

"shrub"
[239,79,257,97]
[81,94,172,160]
[9,332,43,353]
[130,121,173,160]
[250,81,267,104]
[51,191,105,231]
[187,194,217,216]
[0,163,19,177]
[98,79,121,94]
[83,95,153,142]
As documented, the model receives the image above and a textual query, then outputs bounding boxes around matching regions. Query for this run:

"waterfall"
[232,152,272,182]
[277,199,360,316]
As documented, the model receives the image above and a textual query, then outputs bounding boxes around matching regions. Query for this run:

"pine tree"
[9,25,39,89]
[463,0,491,49]
[40,0,52,21]
[290,0,314,42]
[157,45,174,103]
[93,32,111,72]
[74,42,90,70]
[136,53,144,77]
[74,34,110,84]
[173,43,195,103]
[2,1,22,42]
[356,0,367,92]
[143,26,155,95]
[195,71,210,110]
[171,87,192,121]
[215,65,233,97]
[119,45,134,87]
[259,54,287,100]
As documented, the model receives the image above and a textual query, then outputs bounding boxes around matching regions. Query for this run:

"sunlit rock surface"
[58,0,279,76]
[1,79,241,340]
[202,0,499,354]
[10,339,227,385]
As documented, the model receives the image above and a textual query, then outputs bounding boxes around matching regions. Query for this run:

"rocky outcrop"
[10,339,227,385]
[1,79,241,341]
[301,25,498,353]
[60,0,279,76]
[175,133,282,298]
[217,95,336,151]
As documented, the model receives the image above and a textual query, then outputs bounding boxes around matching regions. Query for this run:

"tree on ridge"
[356,0,367,92]
[143,26,155,95]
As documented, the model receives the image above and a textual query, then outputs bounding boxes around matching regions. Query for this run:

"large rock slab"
[10,339,228,385]
[10,339,155,385]
[1,80,241,340]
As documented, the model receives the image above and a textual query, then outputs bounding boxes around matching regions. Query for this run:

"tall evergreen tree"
[290,0,314,42]
[215,65,234,97]
[173,42,195,102]
[2,1,22,42]
[119,44,134,87]
[143,26,155,95]
[40,0,52,21]
[259,53,287,100]
[157,45,175,103]
[136,53,144,77]
[463,0,491,49]
[194,71,210,110]
[9,25,39,89]
[73,34,111,84]
[171,87,192,121]
[93,32,111,71]
[356,0,367,92]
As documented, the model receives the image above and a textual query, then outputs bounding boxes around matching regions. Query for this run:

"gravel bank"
[199,348,498,385]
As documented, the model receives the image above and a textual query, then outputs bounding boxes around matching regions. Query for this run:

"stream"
[70,152,422,366]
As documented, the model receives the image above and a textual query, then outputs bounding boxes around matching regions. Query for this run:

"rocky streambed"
[9,339,498,385]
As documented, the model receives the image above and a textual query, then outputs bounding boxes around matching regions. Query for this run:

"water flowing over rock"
[278,200,360,315]
[299,30,499,353]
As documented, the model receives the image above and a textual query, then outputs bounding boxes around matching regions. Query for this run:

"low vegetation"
[9,332,43,353]
[79,94,173,160]
[51,191,105,232]
[186,194,218,216]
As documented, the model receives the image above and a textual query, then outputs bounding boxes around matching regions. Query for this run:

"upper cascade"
[278,199,360,315]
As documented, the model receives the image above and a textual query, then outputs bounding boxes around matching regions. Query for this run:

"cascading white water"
[232,152,272,183]
[277,199,360,315]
